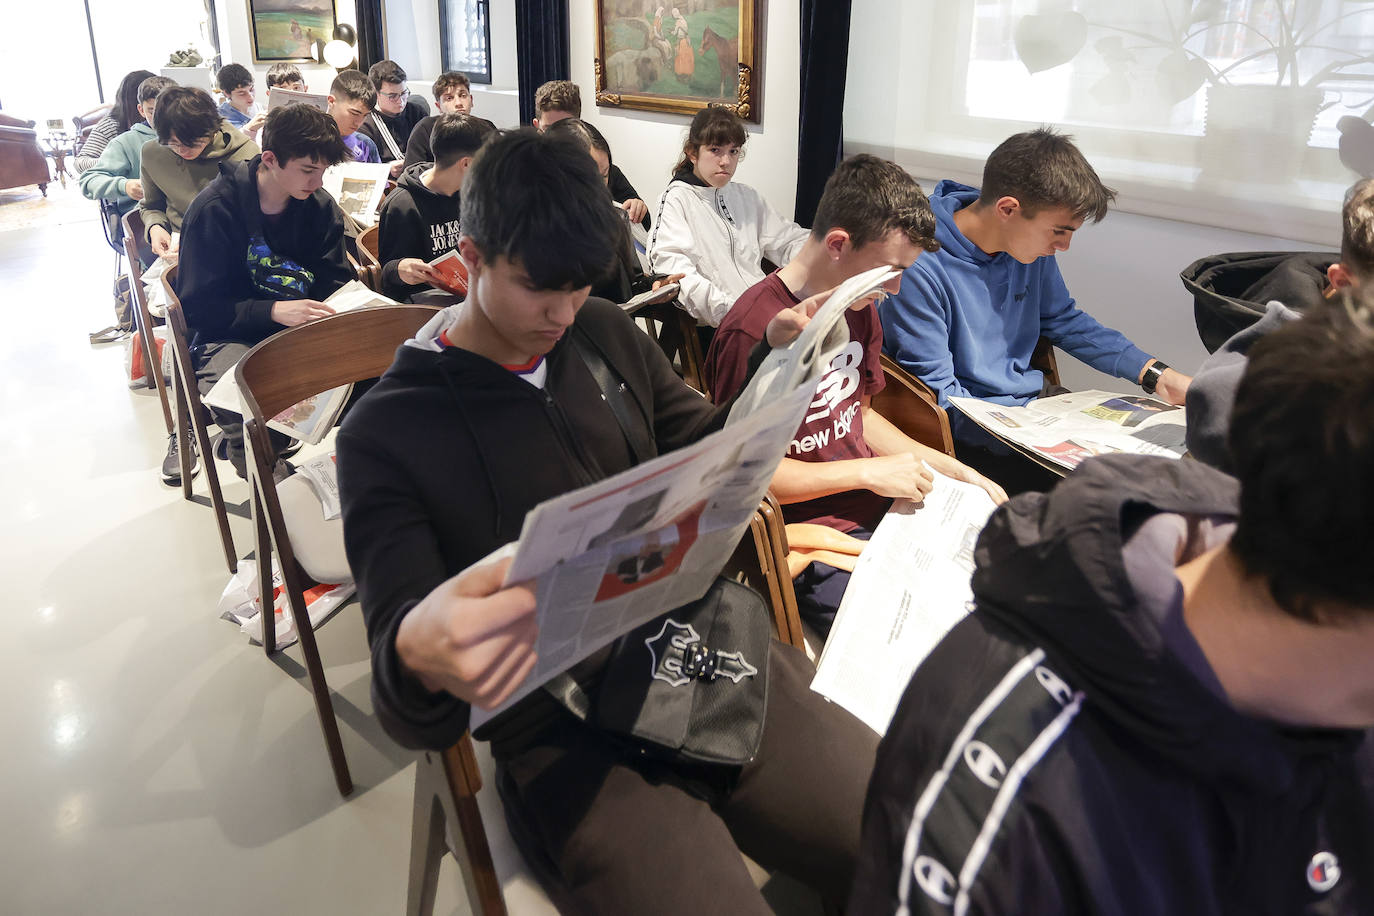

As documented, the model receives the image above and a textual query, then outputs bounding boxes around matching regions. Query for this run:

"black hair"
[330,69,376,110]
[431,113,496,170]
[216,63,255,96]
[433,70,472,101]
[980,127,1115,224]
[154,87,222,146]
[811,154,940,253]
[461,128,623,290]
[260,104,349,167]
[137,76,177,106]
[266,63,304,90]
[1229,293,1374,620]
[113,70,156,132]
[545,117,614,173]
[673,106,747,175]
[367,59,407,88]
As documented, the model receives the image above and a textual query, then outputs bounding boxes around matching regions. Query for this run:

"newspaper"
[323,161,390,229]
[810,471,999,735]
[468,265,902,727]
[141,256,171,318]
[950,389,1188,473]
[203,283,399,442]
[267,87,331,112]
[293,453,342,520]
[621,282,679,313]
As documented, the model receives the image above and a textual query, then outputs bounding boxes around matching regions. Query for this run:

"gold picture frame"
[594,2,760,123]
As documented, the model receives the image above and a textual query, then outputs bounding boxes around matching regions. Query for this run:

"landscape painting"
[248,0,337,63]
[594,0,760,122]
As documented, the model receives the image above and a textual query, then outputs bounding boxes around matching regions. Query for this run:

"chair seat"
[467,741,561,914]
[277,471,350,585]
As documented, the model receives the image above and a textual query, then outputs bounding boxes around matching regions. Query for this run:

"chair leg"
[406,753,448,916]
[251,488,276,656]
[172,374,194,501]
[196,409,236,573]
[289,579,353,796]
[442,742,506,915]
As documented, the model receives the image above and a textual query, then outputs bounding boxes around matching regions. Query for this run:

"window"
[846,0,1374,242]
[440,0,492,84]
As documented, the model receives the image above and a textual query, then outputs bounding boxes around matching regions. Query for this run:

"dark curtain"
[354,0,386,73]
[515,0,571,127]
[795,0,853,226]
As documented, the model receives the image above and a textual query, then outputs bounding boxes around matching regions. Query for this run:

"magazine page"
[141,256,171,317]
[469,383,819,729]
[267,87,331,112]
[325,279,400,313]
[292,454,342,520]
[427,250,469,296]
[265,383,353,445]
[323,162,390,229]
[810,472,999,734]
[727,265,899,423]
[950,389,1187,472]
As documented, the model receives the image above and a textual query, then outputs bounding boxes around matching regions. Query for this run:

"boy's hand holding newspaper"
[271,299,336,327]
[395,554,540,710]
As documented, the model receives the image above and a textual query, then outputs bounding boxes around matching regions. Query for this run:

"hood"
[202,120,257,163]
[402,304,457,352]
[670,164,711,189]
[128,121,156,142]
[972,454,1356,792]
[396,160,443,199]
[928,179,991,267]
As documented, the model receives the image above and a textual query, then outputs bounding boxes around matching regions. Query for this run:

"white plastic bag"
[217,558,355,650]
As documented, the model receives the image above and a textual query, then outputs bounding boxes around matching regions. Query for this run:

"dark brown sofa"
[0,113,51,196]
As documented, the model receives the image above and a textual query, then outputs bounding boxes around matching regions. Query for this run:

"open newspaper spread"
[951,389,1187,473]
[205,283,400,444]
[468,266,901,728]
[267,87,331,112]
[810,472,998,734]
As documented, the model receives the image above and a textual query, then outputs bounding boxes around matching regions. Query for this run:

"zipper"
[714,188,748,282]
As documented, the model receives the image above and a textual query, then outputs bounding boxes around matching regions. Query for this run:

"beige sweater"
[137,120,258,241]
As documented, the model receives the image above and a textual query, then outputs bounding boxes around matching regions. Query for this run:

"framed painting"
[248,0,338,63]
[594,1,761,123]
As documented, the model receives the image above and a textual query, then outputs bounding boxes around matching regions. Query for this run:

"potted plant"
[1013,0,1374,184]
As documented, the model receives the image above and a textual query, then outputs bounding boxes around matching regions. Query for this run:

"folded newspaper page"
[950,389,1187,473]
[293,454,342,520]
[810,471,999,735]
[323,161,390,229]
[468,266,900,728]
[267,87,331,112]
[205,283,399,441]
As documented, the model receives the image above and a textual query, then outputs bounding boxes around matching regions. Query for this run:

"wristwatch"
[1141,361,1168,395]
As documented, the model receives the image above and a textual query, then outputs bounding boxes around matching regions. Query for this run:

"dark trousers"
[194,340,292,478]
[494,641,879,915]
[792,525,873,640]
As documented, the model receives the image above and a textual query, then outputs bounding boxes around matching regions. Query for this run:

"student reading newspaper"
[337,128,889,913]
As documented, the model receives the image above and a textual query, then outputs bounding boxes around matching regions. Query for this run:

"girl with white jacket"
[649,107,810,326]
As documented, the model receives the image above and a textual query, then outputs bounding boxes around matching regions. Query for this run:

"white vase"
[1199,84,1323,185]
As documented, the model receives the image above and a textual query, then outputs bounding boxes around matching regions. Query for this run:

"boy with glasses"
[357,59,430,178]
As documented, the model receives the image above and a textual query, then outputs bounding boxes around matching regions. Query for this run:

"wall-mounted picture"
[594,1,760,123]
[248,0,337,63]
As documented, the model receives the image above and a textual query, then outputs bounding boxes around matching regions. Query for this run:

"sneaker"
[161,431,201,485]
[213,434,228,462]
[280,439,303,459]
[89,324,133,345]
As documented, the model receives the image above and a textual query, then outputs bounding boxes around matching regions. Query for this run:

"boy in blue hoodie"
[879,128,1191,490]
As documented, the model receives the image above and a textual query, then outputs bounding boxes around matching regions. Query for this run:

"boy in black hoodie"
[376,113,494,302]
[337,128,881,913]
[851,296,1374,914]
[176,104,351,477]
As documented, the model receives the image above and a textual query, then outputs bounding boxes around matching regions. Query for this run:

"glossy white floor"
[0,213,469,914]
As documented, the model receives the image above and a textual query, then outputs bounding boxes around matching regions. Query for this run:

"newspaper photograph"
[810,471,999,735]
[322,161,389,228]
[950,389,1187,473]
[469,266,901,728]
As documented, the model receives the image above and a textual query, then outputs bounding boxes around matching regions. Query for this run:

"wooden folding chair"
[1032,335,1062,387]
[630,298,709,395]
[873,353,956,457]
[162,266,239,573]
[356,224,381,271]
[235,304,439,797]
[725,494,806,651]
[121,209,173,434]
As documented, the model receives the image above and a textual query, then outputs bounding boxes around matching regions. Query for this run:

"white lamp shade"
[323,40,354,69]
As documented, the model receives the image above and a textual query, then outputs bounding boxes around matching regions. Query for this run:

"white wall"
[568,3,802,220]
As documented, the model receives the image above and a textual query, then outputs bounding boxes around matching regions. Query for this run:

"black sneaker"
[161,431,201,485]
[280,439,303,459]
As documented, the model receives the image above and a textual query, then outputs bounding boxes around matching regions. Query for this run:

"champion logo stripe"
[896,648,1046,916]
[953,692,1084,916]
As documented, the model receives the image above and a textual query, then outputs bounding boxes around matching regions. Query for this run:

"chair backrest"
[356,224,381,269]
[873,354,955,457]
[72,104,112,143]
[236,305,439,421]
[1031,336,1061,388]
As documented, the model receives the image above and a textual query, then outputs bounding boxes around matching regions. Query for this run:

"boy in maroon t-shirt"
[705,155,1007,637]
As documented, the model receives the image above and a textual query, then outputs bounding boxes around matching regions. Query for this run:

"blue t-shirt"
[217,101,258,128]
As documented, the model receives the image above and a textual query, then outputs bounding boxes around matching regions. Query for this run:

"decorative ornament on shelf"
[166,46,204,68]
